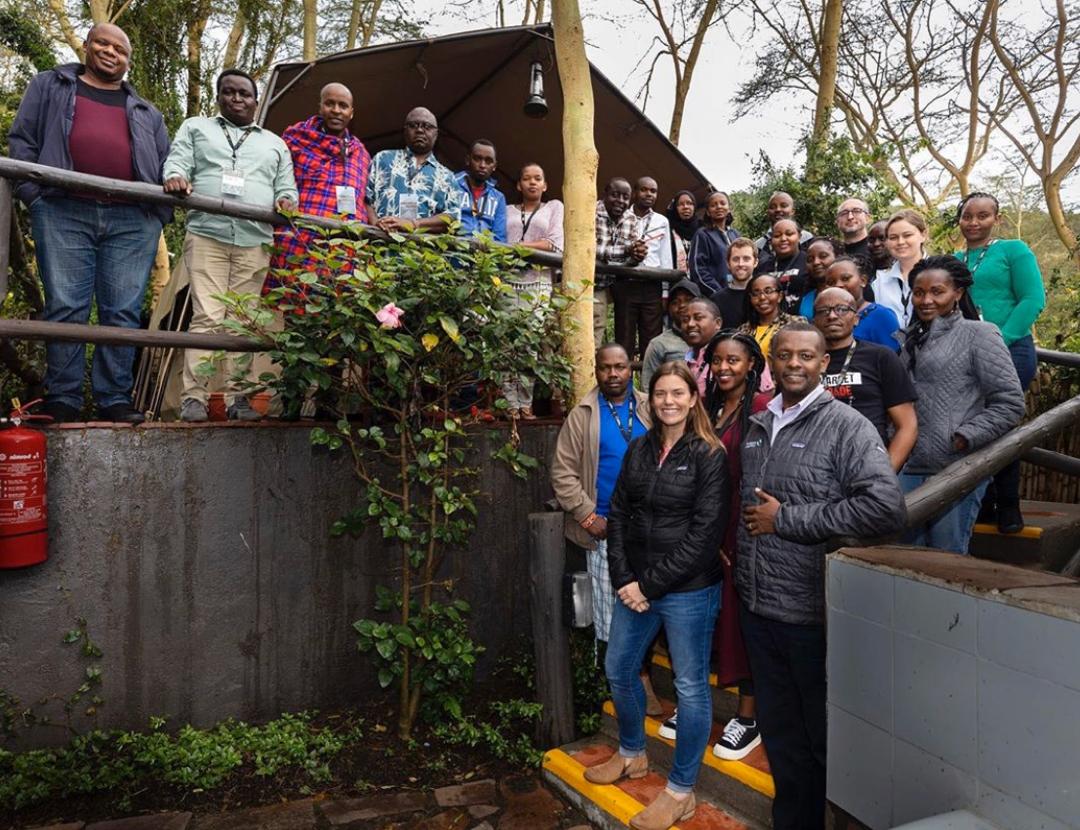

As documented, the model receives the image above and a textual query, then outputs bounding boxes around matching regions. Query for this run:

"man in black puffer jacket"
[738,322,905,830]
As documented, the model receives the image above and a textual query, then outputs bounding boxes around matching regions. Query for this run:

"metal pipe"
[0,157,684,282]
[0,317,267,352]
[904,393,1080,527]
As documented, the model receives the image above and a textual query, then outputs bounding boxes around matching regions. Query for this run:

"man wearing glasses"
[365,107,460,233]
[812,286,918,472]
[835,197,871,258]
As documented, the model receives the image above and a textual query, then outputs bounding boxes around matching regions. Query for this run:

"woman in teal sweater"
[955,192,1046,534]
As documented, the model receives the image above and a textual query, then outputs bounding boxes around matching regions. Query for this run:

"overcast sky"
[427,2,1079,207]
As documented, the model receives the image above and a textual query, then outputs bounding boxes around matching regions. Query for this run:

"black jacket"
[607,431,729,599]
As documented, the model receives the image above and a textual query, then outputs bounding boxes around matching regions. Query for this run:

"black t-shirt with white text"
[823,339,917,442]
[710,286,749,329]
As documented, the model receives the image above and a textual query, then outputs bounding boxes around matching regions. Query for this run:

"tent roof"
[258,24,714,205]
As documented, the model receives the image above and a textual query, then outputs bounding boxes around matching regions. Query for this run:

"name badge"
[398,193,419,220]
[336,185,357,216]
[221,170,245,197]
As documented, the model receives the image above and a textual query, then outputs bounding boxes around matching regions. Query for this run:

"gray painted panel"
[977,599,1080,693]
[827,557,894,627]
[891,738,977,826]
[826,704,893,830]
[827,608,893,732]
[894,576,978,654]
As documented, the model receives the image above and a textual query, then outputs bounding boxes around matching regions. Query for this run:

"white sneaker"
[657,709,677,740]
[713,717,762,760]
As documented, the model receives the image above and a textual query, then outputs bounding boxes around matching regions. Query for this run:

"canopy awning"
[258,24,713,205]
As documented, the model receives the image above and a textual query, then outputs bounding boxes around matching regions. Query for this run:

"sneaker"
[180,398,209,422]
[713,717,761,761]
[658,709,677,740]
[227,397,262,421]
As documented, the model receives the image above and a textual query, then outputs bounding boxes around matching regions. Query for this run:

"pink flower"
[375,302,404,329]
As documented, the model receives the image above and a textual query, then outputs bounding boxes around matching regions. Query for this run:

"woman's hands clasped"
[618,581,650,613]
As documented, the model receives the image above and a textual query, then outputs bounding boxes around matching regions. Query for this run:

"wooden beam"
[0,317,267,352]
[0,177,11,302]
[1022,446,1080,478]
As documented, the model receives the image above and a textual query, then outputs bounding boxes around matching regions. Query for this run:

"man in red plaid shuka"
[267,82,371,301]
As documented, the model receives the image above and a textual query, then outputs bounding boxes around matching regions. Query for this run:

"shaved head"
[817,286,856,306]
[406,107,437,128]
[87,22,131,52]
[320,82,353,105]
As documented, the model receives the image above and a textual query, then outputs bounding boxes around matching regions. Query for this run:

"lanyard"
[218,119,254,166]
[828,339,858,406]
[964,240,997,278]
[602,393,637,443]
[519,205,539,241]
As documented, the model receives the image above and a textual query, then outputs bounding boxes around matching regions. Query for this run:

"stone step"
[970,500,1080,571]
[543,737,764,830]
[599,699,774,829]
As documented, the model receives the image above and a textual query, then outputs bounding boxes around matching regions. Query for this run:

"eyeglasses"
[836,208,867,218]
[813,304,857,317]
[750,287,780,298]
[405,121,437,131]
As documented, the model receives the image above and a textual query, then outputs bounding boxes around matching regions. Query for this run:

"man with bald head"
[835,197,871,257]
[10,23,171,423]
[267,82,372,292]
[813,286,917,471]
[365,107,460,233]
[593,177,646,346]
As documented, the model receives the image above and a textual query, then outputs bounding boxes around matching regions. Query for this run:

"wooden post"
[0,177,12,302]
[552,0,600,403]
[528,511,575,748]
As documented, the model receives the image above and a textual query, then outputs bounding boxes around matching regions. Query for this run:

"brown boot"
[640,671,664,717]
[583,751,649,785]
[629,790,696,830]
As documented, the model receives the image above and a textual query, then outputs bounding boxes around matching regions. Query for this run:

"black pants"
[612,280,664,360]
[739,602,826,830]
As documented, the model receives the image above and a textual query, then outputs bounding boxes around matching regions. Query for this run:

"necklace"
[963,239,997,279]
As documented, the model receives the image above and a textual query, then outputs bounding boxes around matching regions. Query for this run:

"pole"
[0,317,266,352]
[528,511,575,748]
[0,177,11,302]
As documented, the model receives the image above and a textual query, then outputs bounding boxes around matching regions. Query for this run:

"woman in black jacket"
[583,361,730,830]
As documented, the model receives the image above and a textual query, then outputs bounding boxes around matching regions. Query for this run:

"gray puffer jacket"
[736,391,906,625]
[901,311,1025,474]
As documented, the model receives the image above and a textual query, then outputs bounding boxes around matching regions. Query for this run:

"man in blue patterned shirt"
[365,107,460,233]
[593,178,646,346]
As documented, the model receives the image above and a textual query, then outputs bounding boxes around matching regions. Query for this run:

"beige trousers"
[181,232,271,406]
[593,287,612,348]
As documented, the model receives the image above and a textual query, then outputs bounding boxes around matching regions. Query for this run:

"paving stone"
[496,780,565,830]
[191,799,315,830]
[319,791,432,824]
[434,779,498,807]
[466,804,499,819]
[27,824,86,830]
[87,814,191,830]
[412,807,470,830]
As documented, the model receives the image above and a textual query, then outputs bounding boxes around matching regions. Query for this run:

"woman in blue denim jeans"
[583,360,730,830]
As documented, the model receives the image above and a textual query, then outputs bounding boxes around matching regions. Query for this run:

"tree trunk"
[667,0,720,146]
[223,8,246,67]
[346,0,362,49]
[1044,175,1080,270]
[185,6,210,117]
[302,0,318,61]
[149,233,171,310]
[811,0,843,144]
[552,0,599,403]
[45,0,85,57]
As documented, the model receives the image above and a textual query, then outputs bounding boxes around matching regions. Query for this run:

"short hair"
[727,237,758,261]
[885,208,928,235]
[517,162,544,180]
[470,138,496,155]
[831,253,873,280]
[806,236,843,256]
[595,342,629,363]
[770,217,802,234]
[216,68,257,98]
[687,297,722,319]
[772,321,827,353]
[605,177,631,192]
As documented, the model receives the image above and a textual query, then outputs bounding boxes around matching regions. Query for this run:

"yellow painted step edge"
[650,652,737,694]
[603,701,777,799]
[542,747,689,829]
[972,522,1043,539]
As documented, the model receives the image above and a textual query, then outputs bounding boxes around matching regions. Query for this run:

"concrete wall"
[826,547,1080,830]
[0,421,559,749]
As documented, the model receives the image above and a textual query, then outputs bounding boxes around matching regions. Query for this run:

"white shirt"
[766,382,827,444]
[871,262,913,328]
[634,209,673,269]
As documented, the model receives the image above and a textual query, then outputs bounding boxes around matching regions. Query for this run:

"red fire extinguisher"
[0,398,49,568]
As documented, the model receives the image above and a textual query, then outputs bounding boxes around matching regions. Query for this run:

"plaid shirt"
[594,200,639,289]
[267,117,371,295]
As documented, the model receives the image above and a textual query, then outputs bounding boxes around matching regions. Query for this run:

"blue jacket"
[8,63,172,224]
[454,172,507,242]
[689,225,740,294]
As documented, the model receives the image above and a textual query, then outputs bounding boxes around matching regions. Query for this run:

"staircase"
[542,653,775,830]
[969,499,1080,571]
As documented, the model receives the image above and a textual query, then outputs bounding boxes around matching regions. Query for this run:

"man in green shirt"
[164,69,298,422]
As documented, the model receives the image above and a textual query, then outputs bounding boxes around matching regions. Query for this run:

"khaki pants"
[593,286,612,348]
[181,232,271,406]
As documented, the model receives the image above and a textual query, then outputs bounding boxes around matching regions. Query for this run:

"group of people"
[9,22,566,423]
[552,192,1043,827]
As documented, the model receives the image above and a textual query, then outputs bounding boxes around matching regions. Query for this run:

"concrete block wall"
[826,548,1080,829]
[0,422,559,750]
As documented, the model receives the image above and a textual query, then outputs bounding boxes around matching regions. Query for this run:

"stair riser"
[648,659,740,720]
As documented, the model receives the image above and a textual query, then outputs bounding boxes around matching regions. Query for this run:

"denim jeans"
[605,582,720,792]
[900,472,990,554]
[30,196,161,409]
[739,603,826,830]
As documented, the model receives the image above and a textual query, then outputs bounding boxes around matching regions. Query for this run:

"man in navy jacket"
[9,23,170,424]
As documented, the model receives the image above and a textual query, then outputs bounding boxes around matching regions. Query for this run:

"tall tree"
[632,0,729,145]
[552,0,598,402]
[981,0,1080,266]
[811,0,842,145]
[302,0,317,60]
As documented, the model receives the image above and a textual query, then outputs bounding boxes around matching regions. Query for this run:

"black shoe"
[98,403,146,424]
[997,503,1024,535]
[976,500,998,525]
[40,401,81,424]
